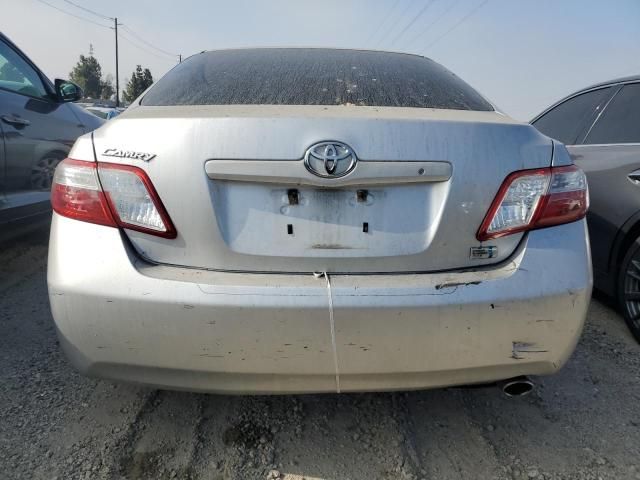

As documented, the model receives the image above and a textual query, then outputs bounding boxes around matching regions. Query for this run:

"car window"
[583,83,640,144]
[142,48,494,111]
[532,87,613,145]
[0,39,49,100]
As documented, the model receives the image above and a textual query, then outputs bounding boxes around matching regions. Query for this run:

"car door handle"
[1,114,30,126]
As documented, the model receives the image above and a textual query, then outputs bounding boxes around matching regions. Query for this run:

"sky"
[3,0,639,120]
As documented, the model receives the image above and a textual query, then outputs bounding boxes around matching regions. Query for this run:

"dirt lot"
[1,225,639,480]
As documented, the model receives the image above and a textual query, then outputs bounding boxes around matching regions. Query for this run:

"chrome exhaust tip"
[500,376,534,397]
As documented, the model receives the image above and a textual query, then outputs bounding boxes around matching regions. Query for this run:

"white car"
[47,48,591,395]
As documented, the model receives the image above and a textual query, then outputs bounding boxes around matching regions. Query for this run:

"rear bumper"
[48,214,592,394]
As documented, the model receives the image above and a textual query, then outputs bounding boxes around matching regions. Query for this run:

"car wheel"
[30,154,63,190]
[618,237,640,342]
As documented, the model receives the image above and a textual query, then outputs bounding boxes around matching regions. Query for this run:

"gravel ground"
[1,225,639,480]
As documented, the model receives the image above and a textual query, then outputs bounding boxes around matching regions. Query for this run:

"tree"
[69,54,103,98]
[100,74,115,100]
[142,68,153,88]
[122,65,153,103]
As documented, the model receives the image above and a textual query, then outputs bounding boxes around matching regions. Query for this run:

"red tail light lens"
[51,159,177,239]
[534,166,589,228]
[51,159,116,227]
[477,165,588,241]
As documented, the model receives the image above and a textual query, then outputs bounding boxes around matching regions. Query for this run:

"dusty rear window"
[141,48,493,111]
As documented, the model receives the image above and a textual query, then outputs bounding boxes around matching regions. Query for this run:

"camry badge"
[304,141,357,178]
[102,148,156,162]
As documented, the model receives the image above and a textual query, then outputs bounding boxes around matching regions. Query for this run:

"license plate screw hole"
[287,189,299,205]
[287,224,294,235]
[363,222,369,233]
[418,168,425,175]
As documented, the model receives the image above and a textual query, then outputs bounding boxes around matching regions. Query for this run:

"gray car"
[532,76,640,341]
[47,48,591,395]
[0,32,103,227]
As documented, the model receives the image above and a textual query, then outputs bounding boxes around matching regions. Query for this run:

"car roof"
[531,75,640,123]
[577,75,640,92]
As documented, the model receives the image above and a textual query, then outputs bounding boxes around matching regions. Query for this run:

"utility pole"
[114,17,119,107]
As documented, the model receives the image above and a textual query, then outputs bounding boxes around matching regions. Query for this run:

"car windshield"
[141,48,493,111]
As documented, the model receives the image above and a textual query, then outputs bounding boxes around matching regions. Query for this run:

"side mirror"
[55,79,83,103]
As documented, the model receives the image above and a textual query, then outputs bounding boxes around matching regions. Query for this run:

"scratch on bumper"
[512,341,549,360]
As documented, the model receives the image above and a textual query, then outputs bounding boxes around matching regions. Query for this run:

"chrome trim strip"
[204,159,452,187]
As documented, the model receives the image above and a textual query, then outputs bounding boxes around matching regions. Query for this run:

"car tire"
[31,152,64,191]
[617,236,640,343]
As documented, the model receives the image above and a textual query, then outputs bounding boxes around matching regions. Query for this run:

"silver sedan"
[47,48,591,395]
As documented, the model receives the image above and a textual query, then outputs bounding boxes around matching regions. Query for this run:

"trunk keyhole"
[287,224,294,235]
[363,222,369,233]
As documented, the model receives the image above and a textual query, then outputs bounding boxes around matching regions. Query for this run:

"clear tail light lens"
[51,159,177,239]
[98,163,176,237]
[477,165,588,241]
[483,169,550,238]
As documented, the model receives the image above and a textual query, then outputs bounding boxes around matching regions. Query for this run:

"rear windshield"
[141,48,493,111]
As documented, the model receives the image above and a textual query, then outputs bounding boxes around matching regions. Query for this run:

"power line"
[32,0,111,29]
[404,0,461,50]
[373,0,419,48]
[120,33,177,63]
[61,0,113,20]
[118,32,175,61]
[120,24,178,58]
[424,0,490,50]
[364,0,402,46]
[389,0,437,47]
[118,30,178,63]
[58,1,178,60]
[31,0,180,107]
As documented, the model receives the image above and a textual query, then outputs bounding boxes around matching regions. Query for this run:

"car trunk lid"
[91,105,553,274]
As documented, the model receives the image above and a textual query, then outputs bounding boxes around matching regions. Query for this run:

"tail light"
[52,159,177,238]
[477,165,588,241]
